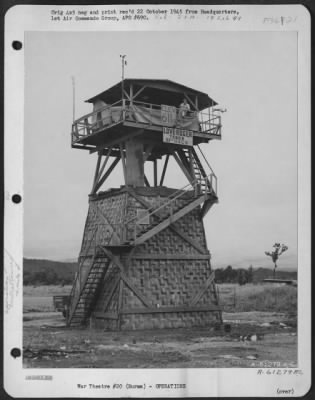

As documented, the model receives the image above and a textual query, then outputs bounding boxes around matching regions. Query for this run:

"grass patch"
[218,283,297,313]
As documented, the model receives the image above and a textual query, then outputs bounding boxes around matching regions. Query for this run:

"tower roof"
[86,79,217,110]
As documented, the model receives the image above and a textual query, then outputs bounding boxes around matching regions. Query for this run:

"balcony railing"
[71,100,221,144]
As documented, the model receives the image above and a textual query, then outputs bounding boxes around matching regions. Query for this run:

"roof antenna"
[120,55,127,102]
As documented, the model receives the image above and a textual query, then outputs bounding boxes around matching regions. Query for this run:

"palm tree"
[265,243,288,278]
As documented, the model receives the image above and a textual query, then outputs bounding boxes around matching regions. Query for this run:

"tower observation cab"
[68,78,223,330]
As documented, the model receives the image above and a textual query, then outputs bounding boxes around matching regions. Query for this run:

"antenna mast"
[120,55,127,101]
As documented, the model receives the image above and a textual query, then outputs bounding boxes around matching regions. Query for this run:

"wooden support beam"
[98,247,152,308]
[171,150,194,185]
[120,305,221,315]
[119,143,127,184]
[195,95,199,111]
[133,195,207,245]
[153,159,158,187]
[123,89,131,101]
[159,154,169,186]
[144,174,150,187]
[126,187,208,254]
[93,156,121,193]
[129,83,133,105]
[184,93,198,111]
[92,152,102,192]
[91,147,113,193]
[133,85,146,100]
[143,144,154,162]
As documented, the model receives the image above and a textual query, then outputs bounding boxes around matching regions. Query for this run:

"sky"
[24,31,297,270]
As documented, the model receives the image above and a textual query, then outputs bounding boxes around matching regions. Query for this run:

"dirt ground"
[23,309,297,368]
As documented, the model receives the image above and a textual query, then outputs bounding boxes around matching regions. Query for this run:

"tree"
[237,269,248,285]
[265,243,288,278]
[248,265,253,283]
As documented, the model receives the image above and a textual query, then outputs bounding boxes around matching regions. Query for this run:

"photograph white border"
[4,4,311,398]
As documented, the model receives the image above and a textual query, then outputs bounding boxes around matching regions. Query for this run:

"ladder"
[67,253,110,326]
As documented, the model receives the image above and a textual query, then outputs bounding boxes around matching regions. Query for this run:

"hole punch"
[12,41,22,50]
[12,194,22,204]
[11,348,21,358]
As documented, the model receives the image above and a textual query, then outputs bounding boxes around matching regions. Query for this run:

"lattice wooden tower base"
[70,187,221,330]
[67,79,223,330]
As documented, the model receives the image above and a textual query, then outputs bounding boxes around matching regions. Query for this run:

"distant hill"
[23,258,77,285]
[23,258,297,286]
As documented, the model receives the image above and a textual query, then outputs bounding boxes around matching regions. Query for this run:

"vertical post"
[92,152,102,192]
[120,143,127,185]
[153,159,158,187]
[120,54,127,112]
[130,83,133,106]
[118,280,124,331]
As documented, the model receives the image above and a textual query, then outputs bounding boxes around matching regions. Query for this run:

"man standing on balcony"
[179,98,190,118]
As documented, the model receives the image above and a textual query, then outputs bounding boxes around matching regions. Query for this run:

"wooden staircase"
[67,251,110,326]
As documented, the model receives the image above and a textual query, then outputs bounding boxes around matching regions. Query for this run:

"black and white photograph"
[3,4,311,398]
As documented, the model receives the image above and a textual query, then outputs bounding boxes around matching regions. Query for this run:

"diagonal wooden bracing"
[91,155,121,194]
[125,187,208,254]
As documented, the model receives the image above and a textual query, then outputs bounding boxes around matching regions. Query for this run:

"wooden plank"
[120,305,221,315]
[130,253,210,260]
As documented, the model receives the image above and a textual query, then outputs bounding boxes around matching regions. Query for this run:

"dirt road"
[23,311,297,368]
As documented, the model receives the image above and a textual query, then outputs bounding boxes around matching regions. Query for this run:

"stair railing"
[68,226,98,323]
[124,174,214,243]
[196,145,218,196]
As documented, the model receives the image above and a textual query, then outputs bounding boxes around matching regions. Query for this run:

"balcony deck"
[71,101,221,154]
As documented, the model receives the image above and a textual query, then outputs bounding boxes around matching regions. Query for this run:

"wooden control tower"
[67,78,223,330]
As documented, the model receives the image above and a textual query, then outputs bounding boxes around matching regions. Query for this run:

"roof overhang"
[86,79,218,110]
